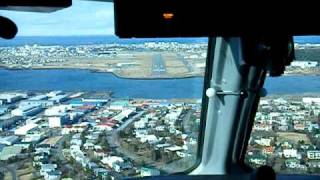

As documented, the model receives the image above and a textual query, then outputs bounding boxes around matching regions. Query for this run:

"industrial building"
[0,135,20,146]
[14,123,38,135]
[109,100,130,110]
[47,90,64,97]
[29,95,48,101]
[0,93,26,104]
[11,104,42,117]
[44,105,72,116]
[0,107,8,115]
[0,115,23,131]
[19,100,54,108]
[48,94,69,103]
[48,114,70,128]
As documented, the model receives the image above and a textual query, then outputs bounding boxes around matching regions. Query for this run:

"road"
[151,54,167,77]
[51,134,74,177]
[107,111,144,148]
[116,111,144,132]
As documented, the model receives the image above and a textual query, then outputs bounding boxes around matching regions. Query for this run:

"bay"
[0,68,319,99]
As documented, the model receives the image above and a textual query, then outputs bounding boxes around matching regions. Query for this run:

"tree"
[62,140,68,149]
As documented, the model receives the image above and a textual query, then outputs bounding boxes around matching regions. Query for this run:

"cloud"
[0,0,114,36]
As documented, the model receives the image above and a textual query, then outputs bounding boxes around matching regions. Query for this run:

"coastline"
[0,65,205,80]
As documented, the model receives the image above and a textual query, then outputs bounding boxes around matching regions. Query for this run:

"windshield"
[245,36,320,175]
[0,1,207,179]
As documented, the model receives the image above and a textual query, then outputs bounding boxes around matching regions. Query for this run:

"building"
[0,107,8,115]
[48,95,68,103]
[109,100,130,110]
[44,170,61,180]
[0,115,23,131]
[0,135,19,145]
[19,100,54,108]
[101,156,124,172]
[0,93,25,104]
[307,151,320,160]
[22,133,44,143]
[47,91,64,97]
[283,149,298,158]
[140,167,160,177]
[291,61,318,68]
[285,159,300,169]
[112,109,135,122]
[11,105,42,116]
[29,95,48,101]
[14,123,38,135]
[69,99,101,107]
[26,117,42,124]
[0,146,23,161]
[254,138,272,146]
[48,114,69,128]
[40,164,57,176]
[302,97,320,104]
[44,105,71,116]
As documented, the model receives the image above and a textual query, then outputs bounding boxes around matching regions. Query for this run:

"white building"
[0,135,19,145]
[44,105,72,116]
[0,93,25,104]
[283,149,298,158]
[140,167,160,177]
[14,123,37,135]
[29,95,48,101]
[47,91,63,97]
[19,100,54,108]
[40,164,57,176]
[302,97,320,104]
[109,100,129,110]
[139,134,158,143]
[44,170,61,180]
[307,151,320,160]
[254,138,272,146]
[112,109,135,122]
[48,114,69,128]
[291,61,318,68]
[48,95,68,103]
[101,156,124,172]
[11,105,42,116]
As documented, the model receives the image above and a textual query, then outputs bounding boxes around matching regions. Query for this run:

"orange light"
[163,12,174,20]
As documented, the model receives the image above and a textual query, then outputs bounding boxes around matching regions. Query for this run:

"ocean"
[0,36,208,47]
[0,68,319,99]
[0,35,318,47]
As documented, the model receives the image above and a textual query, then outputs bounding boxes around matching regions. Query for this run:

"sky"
[0,0,114,36]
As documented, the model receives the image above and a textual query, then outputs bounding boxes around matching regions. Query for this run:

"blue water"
[0,36,208,47]
[0,69,204,99]
[0,69,319,98]
[294,36,320,44]
[265,76,320,95]
[0,35,319,47]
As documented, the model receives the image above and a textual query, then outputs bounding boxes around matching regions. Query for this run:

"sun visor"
[114,0,320,38]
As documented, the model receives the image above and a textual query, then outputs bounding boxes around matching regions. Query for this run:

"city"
[246,95,320,174]
[0,42,207,79]
[0,91,201,179]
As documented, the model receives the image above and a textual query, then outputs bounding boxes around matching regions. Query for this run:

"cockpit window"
[0,1,208,179]
[245,36,320,174]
